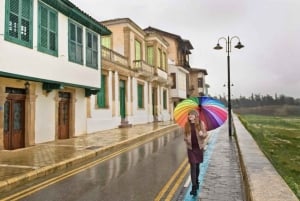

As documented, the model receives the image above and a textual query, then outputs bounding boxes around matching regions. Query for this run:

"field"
[238,114,300,199]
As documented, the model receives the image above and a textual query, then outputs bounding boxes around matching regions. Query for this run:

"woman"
[184,109,208,196]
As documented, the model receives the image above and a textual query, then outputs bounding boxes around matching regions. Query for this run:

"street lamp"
[214,36,244,137]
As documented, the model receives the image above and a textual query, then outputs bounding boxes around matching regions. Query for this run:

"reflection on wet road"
[21,128,186,201]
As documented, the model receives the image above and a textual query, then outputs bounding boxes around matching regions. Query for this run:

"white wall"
[35,86,88,143]
[35,85,56,143]
[87,95,120,133]
[74,89,87,135]
[169,65,189,99]
[0,0,101,88]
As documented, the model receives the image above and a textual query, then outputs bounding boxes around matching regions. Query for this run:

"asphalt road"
[18,129,186,201]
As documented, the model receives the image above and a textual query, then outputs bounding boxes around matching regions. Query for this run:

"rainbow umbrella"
[174,96,228,131]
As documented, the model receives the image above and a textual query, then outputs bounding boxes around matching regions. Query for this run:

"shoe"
[190,185,197,196]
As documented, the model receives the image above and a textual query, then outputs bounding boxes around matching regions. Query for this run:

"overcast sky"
[71,0,300,98]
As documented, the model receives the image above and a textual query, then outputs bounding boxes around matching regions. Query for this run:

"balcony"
[153,68,168,84]
[101,46,129,67]
[133,60,153,78]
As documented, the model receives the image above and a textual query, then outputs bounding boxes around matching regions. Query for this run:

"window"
[163,90,167,109]
[86,30,98,68]
[198,78,203,88]
[69,21,83,64]
[135,40,141,61]
[97,74,106,108]
[147,46,154,65]
[162,52,166,70]
[101,36,111,48]
[157,48,162,67]
[5,0,33,48]
[137,84,144,108]
[171,73,176,89]
[38,2,58,56]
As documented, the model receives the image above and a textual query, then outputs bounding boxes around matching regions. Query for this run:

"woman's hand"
[198,131,204,136]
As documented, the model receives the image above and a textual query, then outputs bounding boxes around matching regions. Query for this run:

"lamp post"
[214,36,244,137]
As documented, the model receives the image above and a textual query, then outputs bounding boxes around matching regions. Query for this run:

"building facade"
[0,0,110,150]
[143,27,201,119]
[86,18,171,133]
[187,68,208,97]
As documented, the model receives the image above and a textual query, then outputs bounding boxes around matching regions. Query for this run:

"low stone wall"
[233,114,298,201]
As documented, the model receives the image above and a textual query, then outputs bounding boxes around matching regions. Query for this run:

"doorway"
[4,88,26,150]
[152,87,158,121]
[119,80,126,119]
[58,92,70,139]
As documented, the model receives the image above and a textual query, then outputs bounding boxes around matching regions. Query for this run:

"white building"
[0,0,110,150]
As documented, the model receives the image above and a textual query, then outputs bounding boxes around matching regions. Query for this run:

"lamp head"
[214,43,223,50]
[234,42,244,49]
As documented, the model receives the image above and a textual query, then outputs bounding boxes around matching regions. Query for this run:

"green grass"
[239,115,300,199]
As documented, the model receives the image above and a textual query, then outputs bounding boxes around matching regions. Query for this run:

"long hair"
[184,110,201,136]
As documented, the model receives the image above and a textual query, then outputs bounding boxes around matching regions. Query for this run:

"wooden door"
[119,80,126,119]
[58,92,70,139]
[4,93,25,150]
[152,87,157,116]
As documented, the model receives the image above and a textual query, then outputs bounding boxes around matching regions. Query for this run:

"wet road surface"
[19,129,186,201]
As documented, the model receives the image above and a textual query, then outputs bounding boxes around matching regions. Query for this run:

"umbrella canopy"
[174,96,228,131]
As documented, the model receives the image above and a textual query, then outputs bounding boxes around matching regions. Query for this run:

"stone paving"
[198,125,245,201]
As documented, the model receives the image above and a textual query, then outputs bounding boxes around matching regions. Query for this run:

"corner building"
[0,0,110,150]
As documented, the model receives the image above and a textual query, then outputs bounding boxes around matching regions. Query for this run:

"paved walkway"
[197,124,245,201]
[180,122,245,201]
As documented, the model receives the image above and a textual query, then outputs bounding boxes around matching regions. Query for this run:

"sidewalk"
[179,121,245,201]
[180,114,298,201]
[197,122,245,201]
[0,121,178,195]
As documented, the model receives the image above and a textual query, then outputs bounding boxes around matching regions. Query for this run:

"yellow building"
[86,18,171,132]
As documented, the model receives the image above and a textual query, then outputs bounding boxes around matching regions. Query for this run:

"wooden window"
[137,84,144,108]
[147,46,154,65]
[162,52,166,70]
[163,90,167,109]
[135,40,141,61]
[68,20,83,64]
[171,73,176,89]
[157,48,162,67]
[101,36,111,48]
[38,2,58,56]
[86,30,98,68]
[97,74,106,108]
[5,0,33,48]
[198,78,203,88]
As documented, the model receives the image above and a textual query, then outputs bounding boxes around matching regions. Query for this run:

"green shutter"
[138,84,143,108]
[163,90,167,109]
[38,2,58,56]
[135,40,141,60]
[5,0,33,48]
[97,74,106,108]
[68,20,83,64]
[147,46,153,65]
[86,30,98,68]
[101,36,111,48]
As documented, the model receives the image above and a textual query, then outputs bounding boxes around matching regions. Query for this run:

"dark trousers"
[190,163,200,186]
